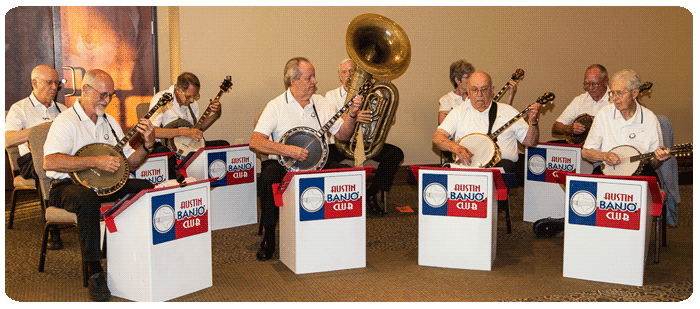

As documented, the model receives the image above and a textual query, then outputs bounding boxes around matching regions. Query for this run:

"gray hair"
[338,58,354,71]
[176,72,200,90]
[284,57,310,88]
[449,59,475,88]
[610,69,641,91]
[586,64,608,80]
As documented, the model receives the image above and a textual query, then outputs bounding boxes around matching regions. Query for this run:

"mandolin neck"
[115,96,169,152]
[193,89,225,130]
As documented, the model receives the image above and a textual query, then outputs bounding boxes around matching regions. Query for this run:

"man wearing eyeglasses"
[43,69,156,301]
[582,69,670,175]
[6,65,66,180]
[149,72,228,155]
[551,64,611,139]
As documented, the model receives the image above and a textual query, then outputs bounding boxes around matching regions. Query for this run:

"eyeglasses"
[176,87,200,101]
[469,87,491,95]
[35,78,63,87]
[583,81,606,88]
[85,84,116,101]
[608,90,630,98]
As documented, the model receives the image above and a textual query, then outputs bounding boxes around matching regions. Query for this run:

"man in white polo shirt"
[43,69,156,301]
[6,65,66,180]
[433,71,541,173]
[551,64,611,143]
[582,69,670,176]
[249,57,362,261]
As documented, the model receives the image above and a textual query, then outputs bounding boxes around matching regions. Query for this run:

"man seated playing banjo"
[249,57,363,261]
[43,69,156,301]
[432,71,541,174]
[581,69,670,177]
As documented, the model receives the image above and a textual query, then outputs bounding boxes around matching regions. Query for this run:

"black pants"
[327,143,404,197]
[49,179,154,262]
[257,159,349,229]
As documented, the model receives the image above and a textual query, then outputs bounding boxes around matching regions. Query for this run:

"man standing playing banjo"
[249,57,363,261]
[44,69,157,301]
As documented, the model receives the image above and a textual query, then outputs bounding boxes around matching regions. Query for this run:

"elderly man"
[324,59,404,216]
[551,64,611,141]
[44,69,156,301]
[250,57,362,261]
[582,69,670,176]
[6,65,67,249]
[6,65,66,180]
[433,71,540,173]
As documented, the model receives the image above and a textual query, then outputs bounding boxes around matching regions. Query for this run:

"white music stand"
[180,144,257,230]
[102,179,213,301]
[412,166,507,271]
[562,173,663,286]
[274,167,373,274]
[523,143,593,222]
[131,152,172,185]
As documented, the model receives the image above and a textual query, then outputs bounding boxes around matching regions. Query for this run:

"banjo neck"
[487,92,555,141]
[192,76,233,131]
[319,81,373,136]
[492,69,524,102]
[628,143,692,163]
[114,94,171,152]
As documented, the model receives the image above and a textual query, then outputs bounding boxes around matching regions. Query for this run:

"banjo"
[166,76,233,157]
[70,93,173,196]
[452,92,555,168]
[567,81,653,145]
[601,143,692,176]
[492,69,524,102]
[277,82,373,172]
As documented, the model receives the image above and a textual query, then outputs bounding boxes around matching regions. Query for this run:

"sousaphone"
[277,13,411,171]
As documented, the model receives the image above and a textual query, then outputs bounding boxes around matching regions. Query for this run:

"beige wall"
[157,6,692,165]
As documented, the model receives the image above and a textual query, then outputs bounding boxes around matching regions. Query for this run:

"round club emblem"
[300,187,324,212]
[528,154,546,175]
[570,190,597,217]
[153,205,175,233]
[208,159,227,180]
[423,183,447,208]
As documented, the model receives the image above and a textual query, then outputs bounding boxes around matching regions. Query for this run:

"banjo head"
[278,127,329,171]
[454,133,502,168]
[601,145,642,176]
[71,143,129,196]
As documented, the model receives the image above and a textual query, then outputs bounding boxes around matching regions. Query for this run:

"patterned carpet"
[4,182,693,302]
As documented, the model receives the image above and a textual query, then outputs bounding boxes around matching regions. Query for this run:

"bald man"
[6,65,66,179]
[43,69,156,301]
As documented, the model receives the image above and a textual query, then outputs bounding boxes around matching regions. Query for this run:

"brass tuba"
[335,13,411,160]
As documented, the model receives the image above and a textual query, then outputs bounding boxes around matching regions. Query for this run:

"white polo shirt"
[438,101,529,162]
[5,93,66,155]
[150,85,200,127]
[254,89,344,159]
[323,86,350,144]
[44,99,135,179]
[438,91,470,113]
[555,89,611,125]
[583,100,663,155]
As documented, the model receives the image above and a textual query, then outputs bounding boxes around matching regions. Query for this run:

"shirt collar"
[72,98,89,121]
[339,86,347,98]
[613,99,644,123]
[168,84,185,107]
[29,92,56,110]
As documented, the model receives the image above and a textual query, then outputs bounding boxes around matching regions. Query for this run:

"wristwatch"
[142,144,154,153]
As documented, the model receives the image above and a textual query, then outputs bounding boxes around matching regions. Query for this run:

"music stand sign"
[278,167,369,274]
[131,152,171,185]
[181,144,257,230]
[417,167,498,271]
[563,174,656,286]
[524,143,593,222]
[104,180,212,301]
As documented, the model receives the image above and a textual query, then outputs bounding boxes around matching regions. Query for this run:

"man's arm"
[437,111,449,125]
[552,120,586,136]
[197,100,222,132]
[125,119,156,170]
[5,130,30,148]
[520,103,541,147]
[333,96,362,141]
[153,126,203,141]
[44,153,122,174]
[249,131,308,162]
[433,129,473,165]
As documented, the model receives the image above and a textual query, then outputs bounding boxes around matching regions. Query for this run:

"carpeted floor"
[4,181,693,302]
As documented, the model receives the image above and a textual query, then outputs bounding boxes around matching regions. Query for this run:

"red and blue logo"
[568,180,641,230]
[527,148,577,183]
[422,173,488,218]
[151,190,209,245]
[299,176,363,222]
[208,152,254,187]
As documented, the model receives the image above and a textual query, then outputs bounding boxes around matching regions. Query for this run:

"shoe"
[533,217,565,238]
[47,229,63,250]
[367,195,387,216]
[88,272,111,302]
[256,247,274,261]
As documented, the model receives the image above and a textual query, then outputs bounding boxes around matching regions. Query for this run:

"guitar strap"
[103,115,121,146]
[487,101,498,136]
